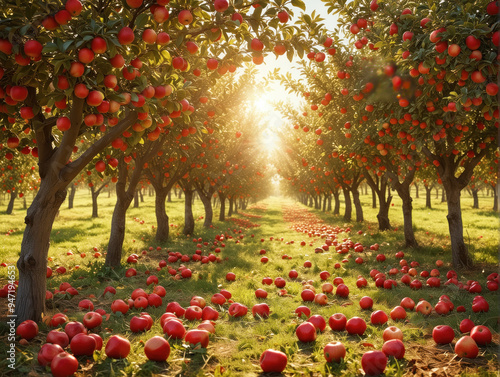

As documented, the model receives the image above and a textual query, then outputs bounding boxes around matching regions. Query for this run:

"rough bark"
[327,195,332,211]
[219,192,226,221]
[444,183,472,268]
[167,190,172,202]
[154,189,169,242]
[139,188,144,202]
[90,181,108,218]
[371,187,377,208]
[228,196,234,217]
[352,189,364,222]
[471,188,479,209]
[333,190,340,215]
[342,189,352,222]
[198,190,214,227]
[387,169,418,248]
[365,173,392,231]
[6,191,16,214]
[16,179,67,323]
[441,189,446,202]
[68,185,76,209]
[133,189,139,208]
[424,186,433,209]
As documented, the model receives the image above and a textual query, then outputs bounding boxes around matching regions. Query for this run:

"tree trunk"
[23,196,27,210]
[371,187,377,209]
[366,174,391,231]
[6,191,16,214]
[443,183,472,268]
[441,189,446,202]
[308,196,313,207]
[68,185,76,209]
[352,189,364,222]
[333,190,340,215]
[343,189,352,222]
[15,180,67,323]
[183,189,195,235]
[154,189,169,242]
[178,190,182,199]
[436,188,439,199]
[106,193,132,266]
[396,182,418,248]
[233,197,239,214]
[91,188,99,218]
[133,189,139,208]
[139,188,144,203]
[167,190,172,202]
[198,192,214,228]
[322,194,327,212]
[414,183,419,198]
[327,195,332,211]
[425,186,432,209]
[471,188,479,209]
[219,193,226,221]
[228,196,234,217]
[313,196,319,209]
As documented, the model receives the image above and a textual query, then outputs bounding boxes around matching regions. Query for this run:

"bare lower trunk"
[16,181,67,323]
[343,189,352,222]
[396,183,418,248]
[444,183,472,268]
[68,185,76,209]
[91,191,99,218]
[228,197,234,217]
[327,195,332,211]
[199,194,213,228]
[333,191,340,215]
[133,189,139,208]
[366,174,391,231]
[155,190,169,242]
[308,196,313,207]
[414,183,419,199]
[106,193,132,266]
[233,197,238,214]
[371,187,377,208]
[425,186,432,209]
[139,188,144,203]
[167,190,172,202]
[23,197,27,210]
[441,189,446,202]
[6,191,16,214]
[352,189,364,222]
[183,189,194,235]
[471,189,479,209]
[219,193,226,221]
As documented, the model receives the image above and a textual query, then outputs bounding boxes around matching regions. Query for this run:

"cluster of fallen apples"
[10,204,499,376]
[14,254,498,376]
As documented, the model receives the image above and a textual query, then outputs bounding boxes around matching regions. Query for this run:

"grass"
[0,187,498,376]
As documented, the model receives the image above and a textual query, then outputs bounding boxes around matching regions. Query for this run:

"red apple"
[324,341,346,363]
[361,351,387,376]
[259,349,287,373]
[329,313,347,331]
[346,317,367,335]
[383,326,403,341]
[455,336,479,358]
[50,352,79,377]
[144,336,170,361]
[105,335,131,359]
[470,325,492,345]
[382,339,405,359]
[296,322,317,342]
[432,325,455,344]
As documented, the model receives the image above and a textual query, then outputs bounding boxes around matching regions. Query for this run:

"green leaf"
[135,13,149,29]
[291,0,306,11]
[61,40,72,52]
[42,43,58,53]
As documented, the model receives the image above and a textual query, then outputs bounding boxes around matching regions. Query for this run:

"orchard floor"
[0,192,498,376]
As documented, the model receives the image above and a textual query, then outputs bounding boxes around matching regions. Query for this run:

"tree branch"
[60,110,138,183]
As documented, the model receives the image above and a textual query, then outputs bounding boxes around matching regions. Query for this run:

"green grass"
[0,188,498,376]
